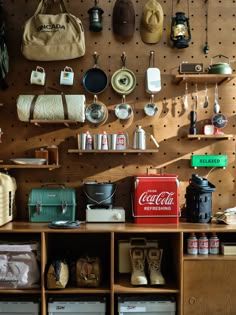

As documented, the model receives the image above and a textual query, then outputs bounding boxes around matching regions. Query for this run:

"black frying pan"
[82,52,108,94]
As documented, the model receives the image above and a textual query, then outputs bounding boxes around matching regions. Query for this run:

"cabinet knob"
[189,297,196,305]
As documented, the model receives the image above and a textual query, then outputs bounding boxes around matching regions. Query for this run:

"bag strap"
[29,93,69,121]
[34,0,69,15]
[29,95,38,121]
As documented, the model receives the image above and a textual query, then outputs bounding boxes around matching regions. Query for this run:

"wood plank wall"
[0,0,235,221]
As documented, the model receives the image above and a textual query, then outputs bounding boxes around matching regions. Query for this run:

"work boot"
[147,247,165,285]
[130,247,147,285]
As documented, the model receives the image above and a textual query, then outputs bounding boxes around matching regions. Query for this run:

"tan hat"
[140,0,164,44]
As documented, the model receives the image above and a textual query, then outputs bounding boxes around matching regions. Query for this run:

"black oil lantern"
[170,11,191,49]
[88,0,104,32]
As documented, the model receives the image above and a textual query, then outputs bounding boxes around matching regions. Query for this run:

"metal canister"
[199,232,209,255]
[116,131,127,150]
[187,232,198,255]
[85,131,93,150]
[209,232,220,255]
[101,131,108,150]
[133,126,146,150]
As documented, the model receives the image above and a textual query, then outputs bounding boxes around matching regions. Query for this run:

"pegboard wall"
[0,0,235,221]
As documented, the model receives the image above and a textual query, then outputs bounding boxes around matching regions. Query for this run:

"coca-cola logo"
[138,191,175,206]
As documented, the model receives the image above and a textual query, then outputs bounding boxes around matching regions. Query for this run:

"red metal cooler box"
[133,174,180,224]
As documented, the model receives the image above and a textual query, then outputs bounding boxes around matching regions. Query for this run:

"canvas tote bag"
[21,0,85,61]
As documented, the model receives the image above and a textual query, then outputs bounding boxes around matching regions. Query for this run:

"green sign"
[191,155,228,168]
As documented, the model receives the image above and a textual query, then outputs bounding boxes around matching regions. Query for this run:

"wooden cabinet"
[1,222,236,315]
[183,260,236,315]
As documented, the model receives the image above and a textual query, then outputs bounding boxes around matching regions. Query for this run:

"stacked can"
[187,232,220,255]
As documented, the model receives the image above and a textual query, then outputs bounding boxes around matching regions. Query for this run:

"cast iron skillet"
[82,52,108,94]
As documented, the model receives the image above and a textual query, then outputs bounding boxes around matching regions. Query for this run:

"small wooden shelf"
[173,73,236,85]
[0,164,61,170]
[68,149,159,155]
[188,134,233,140]
[184,254,236,261]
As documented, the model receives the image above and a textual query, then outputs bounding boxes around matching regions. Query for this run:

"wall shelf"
[68,149,159,155]
[0,164,61,170]
[30,120,78,127]
[173,74,236,85]
[188,134,233,140]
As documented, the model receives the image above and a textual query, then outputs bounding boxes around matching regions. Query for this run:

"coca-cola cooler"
[133,175,180,224]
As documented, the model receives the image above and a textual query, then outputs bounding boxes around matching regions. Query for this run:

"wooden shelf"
[188,134,233,140]
[68,149,159,155]
[0,164,61,170]
[173,73,236,85]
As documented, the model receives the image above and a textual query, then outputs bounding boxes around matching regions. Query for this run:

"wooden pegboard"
[0,0,235,220]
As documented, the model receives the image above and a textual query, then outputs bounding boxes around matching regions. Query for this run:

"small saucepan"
[85,95,108,125]
[115,95,133,120]
[82,52,108,94]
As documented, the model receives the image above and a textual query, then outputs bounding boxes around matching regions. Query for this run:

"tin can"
[85,132,93,150]
[209,232,220,255]
[133,126,146,150]
[116,131,127,150]
[199,232,209,255]
[110,134,117,150]
[187,232,198,255]
[79,133,87,150]
[94,134,102,150]
[101,131,108,150]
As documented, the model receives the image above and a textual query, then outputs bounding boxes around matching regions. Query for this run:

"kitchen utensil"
[111,52,136,95]
[10,158,47,165]
[203,83,209,108]
[85,95,108,124]
[208,54,233,74]
[144,94,158,116]
[133,126,146,150]
[214,83,220,114]
[82,52,108,94]
[145,51,161,94]
[183,81,188,110]
[115,95,133,120]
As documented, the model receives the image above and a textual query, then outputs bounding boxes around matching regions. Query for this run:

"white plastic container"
[0,301,39,314]
[118,298,175,315]
[48,300,106,315]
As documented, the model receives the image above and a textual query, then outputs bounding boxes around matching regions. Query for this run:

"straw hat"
[140,0,164,44]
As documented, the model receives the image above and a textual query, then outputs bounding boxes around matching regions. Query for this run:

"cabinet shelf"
[188,134,233,140]
[68,149,159,155]
[173,73,236,85]
[0,164,61,170]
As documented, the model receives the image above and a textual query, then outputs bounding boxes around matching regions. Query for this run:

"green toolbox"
[28,184,76,222]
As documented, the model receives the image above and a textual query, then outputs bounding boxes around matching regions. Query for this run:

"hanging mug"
[30,66,46,86]
[60,66,74,86]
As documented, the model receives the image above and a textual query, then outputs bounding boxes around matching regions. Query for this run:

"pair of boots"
[130,247,165,286]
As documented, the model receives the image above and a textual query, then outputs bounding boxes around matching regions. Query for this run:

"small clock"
[203,124,215,135]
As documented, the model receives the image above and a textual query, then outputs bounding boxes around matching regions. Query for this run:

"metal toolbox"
[28,184,76,222]
[0,301,40,314]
